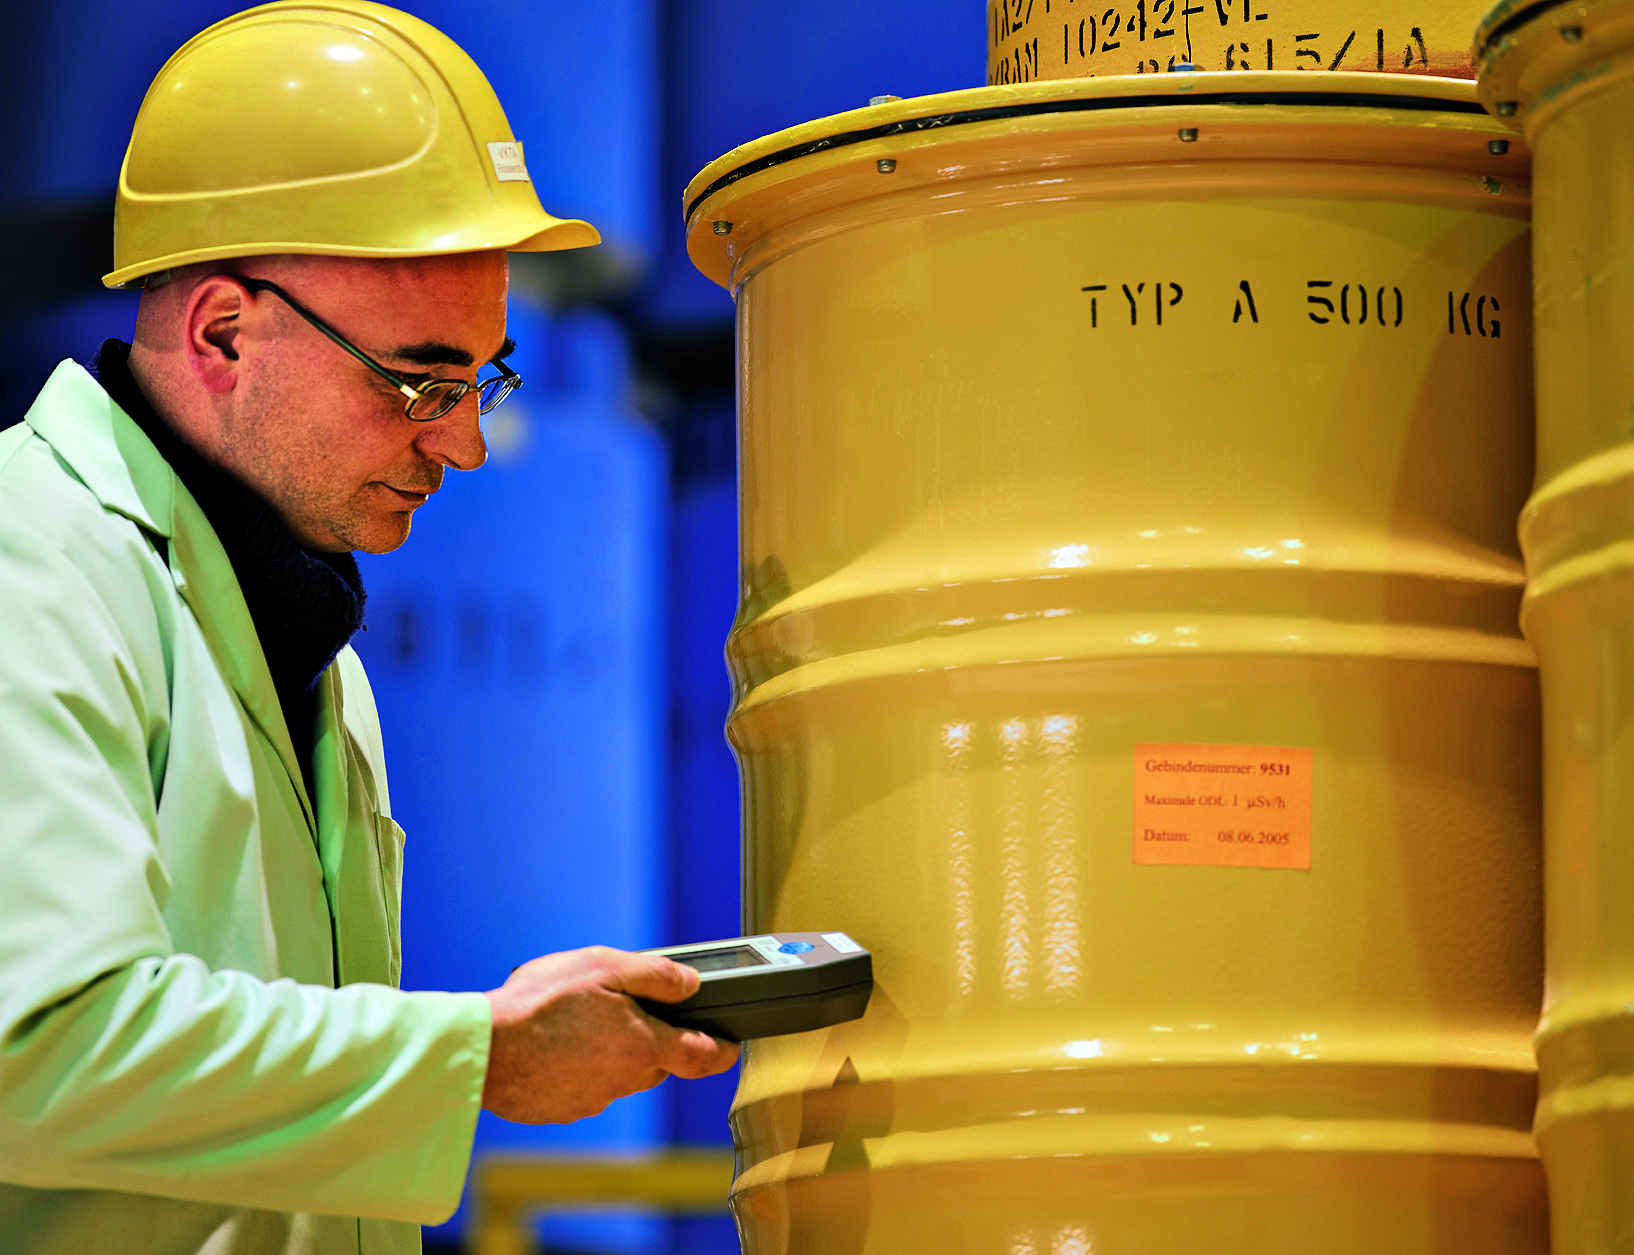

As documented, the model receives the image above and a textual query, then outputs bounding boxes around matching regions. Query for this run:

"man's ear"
[182,276,249,394]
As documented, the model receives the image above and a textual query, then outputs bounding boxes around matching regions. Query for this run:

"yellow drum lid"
[685,73,1525,293]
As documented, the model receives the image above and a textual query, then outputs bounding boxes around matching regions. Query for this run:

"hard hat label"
[1133,744,1313,869]
[487,141,531,183]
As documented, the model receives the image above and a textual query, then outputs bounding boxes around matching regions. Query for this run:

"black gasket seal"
[1476,0,1572,58]
[685,89,1489,224]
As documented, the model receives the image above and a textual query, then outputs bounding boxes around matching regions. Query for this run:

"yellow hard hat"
[103,0,600,288]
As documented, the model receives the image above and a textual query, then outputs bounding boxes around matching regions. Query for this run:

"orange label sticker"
[1133,744,1313,869]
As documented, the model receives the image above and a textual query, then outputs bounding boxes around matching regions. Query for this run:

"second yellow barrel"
[688,73,1544,1255]
[1479,1,1634,1251]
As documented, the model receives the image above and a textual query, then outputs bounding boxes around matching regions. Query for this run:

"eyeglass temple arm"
[241,278,421,401]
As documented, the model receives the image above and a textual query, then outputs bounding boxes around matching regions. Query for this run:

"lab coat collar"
[25,360,174,538]
[26,359,319,837]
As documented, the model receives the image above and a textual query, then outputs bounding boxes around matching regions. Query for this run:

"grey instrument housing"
[637,932,873,1041]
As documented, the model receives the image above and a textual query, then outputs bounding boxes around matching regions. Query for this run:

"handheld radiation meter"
[637,932,873,1042]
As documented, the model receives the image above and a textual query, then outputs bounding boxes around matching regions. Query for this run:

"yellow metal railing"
[468,1150,736,1255]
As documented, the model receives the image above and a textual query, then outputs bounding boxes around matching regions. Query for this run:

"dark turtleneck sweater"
[89,340,366,796]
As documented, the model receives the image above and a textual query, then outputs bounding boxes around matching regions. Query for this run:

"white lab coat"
[0,362,491,1254]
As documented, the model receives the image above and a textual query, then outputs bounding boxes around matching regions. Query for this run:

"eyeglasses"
[239,277,522,422]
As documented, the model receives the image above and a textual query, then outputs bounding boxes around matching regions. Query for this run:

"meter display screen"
[640,932,872,1040]
[672,946,769,973]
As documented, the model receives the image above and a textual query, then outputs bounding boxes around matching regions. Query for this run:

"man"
[0,3,737,1253]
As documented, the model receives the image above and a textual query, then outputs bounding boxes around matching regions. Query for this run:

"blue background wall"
[0,3,984,1251]
[352,304,671,1251]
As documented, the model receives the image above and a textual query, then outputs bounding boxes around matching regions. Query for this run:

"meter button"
[778,941,816,954]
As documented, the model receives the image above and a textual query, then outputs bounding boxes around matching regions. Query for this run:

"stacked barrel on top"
[988,0,1489,81]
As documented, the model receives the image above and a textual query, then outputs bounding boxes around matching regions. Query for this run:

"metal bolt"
[877,158,898,173]
[1488,138,1510,155]
[870,94,903,106]
[1496,100,1518,116]
[712,220,733,236]
[1178,127,1199,142]
[1560,23,1583,39]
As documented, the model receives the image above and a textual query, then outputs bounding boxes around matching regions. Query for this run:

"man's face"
[220,252,509,554]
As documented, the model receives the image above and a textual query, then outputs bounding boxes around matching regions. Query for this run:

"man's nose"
[415,393,488,472]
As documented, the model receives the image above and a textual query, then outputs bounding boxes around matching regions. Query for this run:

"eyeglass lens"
[406,382,467,422]
[477,377,515,413]
[404,375,517,422]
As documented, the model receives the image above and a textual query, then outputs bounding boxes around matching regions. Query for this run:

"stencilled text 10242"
[989,0,1434,83]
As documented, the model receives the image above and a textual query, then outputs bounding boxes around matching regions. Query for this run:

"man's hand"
[482,947,740,1124]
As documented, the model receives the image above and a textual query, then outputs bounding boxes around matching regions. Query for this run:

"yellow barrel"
[687,74,1543,1255]
[1477,3,1634,1252]
[987,0,1489,82]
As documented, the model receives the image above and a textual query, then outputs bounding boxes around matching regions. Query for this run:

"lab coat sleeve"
[0,528,492,1223]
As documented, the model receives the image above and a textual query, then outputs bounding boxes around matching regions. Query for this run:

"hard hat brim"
[102,214,602,289]
[514,218,603,252]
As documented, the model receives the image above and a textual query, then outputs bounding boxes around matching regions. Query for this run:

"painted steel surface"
[688,74,1544,1254]
[1478,4,1634,1252]
[987,0,1487,82]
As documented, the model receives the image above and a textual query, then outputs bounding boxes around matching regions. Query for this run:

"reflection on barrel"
[689,74,1544,1255]
[1479,3,1634,1252]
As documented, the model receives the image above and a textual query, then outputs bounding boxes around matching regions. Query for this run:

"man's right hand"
[481,946,741,1124]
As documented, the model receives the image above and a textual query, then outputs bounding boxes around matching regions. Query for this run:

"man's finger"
[634,1067,671,1094]
[607,952,701,1003]
[654,1026,741,1080]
